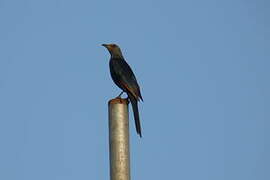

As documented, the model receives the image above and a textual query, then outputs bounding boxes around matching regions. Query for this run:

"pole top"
[108,98,129,105]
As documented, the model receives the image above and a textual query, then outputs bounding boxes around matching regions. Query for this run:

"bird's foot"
[115,91,124,103]
[117,91,124,98]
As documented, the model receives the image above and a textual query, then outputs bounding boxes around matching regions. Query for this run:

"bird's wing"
[110,58,143,100]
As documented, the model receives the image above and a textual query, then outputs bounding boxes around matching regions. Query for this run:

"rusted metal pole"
[108,98,130,180]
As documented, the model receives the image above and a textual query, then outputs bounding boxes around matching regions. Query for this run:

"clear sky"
[0,0,269,179]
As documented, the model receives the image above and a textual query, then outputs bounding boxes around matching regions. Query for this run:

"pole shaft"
[108,98,130,180]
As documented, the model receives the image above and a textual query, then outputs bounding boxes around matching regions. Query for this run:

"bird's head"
[102,43,124,58]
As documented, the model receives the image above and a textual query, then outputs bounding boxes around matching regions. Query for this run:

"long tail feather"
[128,94,142,137]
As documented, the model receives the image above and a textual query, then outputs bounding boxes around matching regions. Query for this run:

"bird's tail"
[128,94,142,137]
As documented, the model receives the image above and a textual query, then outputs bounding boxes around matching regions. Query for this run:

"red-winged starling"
[102,44,143,137]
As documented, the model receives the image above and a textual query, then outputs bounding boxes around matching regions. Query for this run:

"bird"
[102,43,143,137]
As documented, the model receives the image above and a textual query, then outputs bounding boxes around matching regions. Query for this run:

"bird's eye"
[112,44,116,47]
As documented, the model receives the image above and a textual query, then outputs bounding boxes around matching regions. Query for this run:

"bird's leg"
[116,91,124,103]
[117,91,124,98]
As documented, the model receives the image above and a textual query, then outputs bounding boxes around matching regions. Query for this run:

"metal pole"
[108,98,130,180]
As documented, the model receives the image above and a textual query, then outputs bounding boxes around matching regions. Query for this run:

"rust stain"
[108,98,129,105]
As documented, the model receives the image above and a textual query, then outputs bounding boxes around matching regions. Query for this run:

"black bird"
[102,44,143,137]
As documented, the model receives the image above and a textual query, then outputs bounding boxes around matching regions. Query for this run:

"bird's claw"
[115,91,124,103]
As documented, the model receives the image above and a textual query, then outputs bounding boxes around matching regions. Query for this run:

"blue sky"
[0,0,269,179]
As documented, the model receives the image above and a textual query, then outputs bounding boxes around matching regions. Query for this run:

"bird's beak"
[102,44,112,51]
